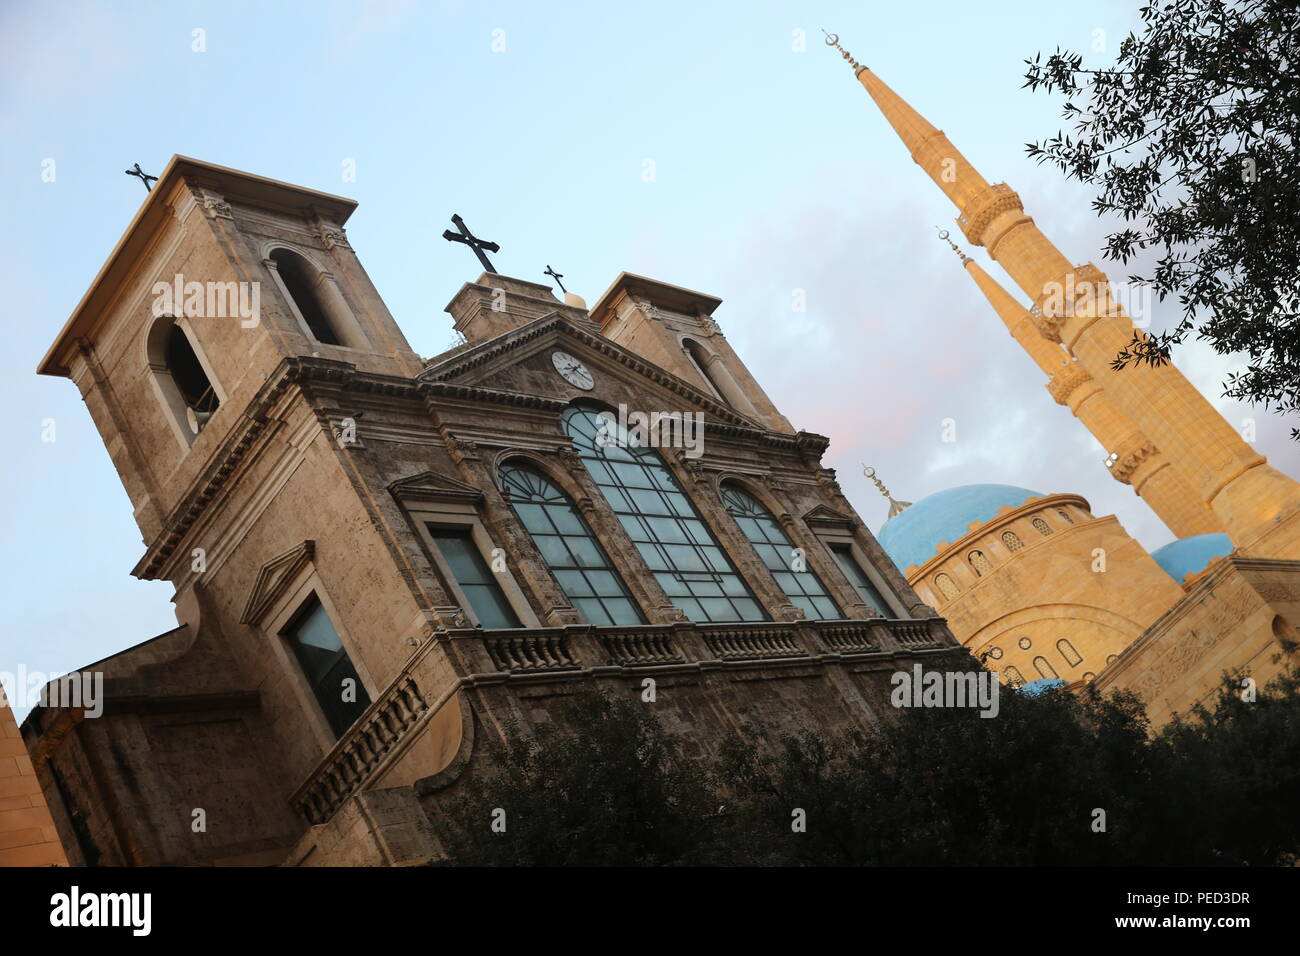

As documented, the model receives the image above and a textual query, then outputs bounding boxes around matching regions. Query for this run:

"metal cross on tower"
[441,214,499,273]
[125,163,159,193]
[544,265,567,294]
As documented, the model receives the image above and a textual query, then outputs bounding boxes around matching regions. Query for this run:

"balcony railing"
[290,615,954,825]
[292,674,428,825]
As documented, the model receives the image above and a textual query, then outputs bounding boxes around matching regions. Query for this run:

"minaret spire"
[834,38,1300,555]
[938,233,1225,539]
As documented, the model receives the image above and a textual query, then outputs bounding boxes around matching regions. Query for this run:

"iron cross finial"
[442,214,500,274]
[125,163,159,193]
[544,265,567,294]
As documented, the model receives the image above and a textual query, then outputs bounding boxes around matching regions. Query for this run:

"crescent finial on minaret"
[936,227,971,265]
[863,464,912,519]
[821,30,863,72]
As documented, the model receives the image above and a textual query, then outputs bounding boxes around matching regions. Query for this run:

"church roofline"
[589,272,723,328]
[38,155,358,378]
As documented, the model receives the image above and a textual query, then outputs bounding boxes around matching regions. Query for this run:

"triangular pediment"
[802,504,857,531]
[240,540,315,625]
[421,313,761,429]
[388,470,484,506]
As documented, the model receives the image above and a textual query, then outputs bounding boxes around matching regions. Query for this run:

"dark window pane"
[429,529,523,628]
[831,544,893,618]
[284,596,370,737]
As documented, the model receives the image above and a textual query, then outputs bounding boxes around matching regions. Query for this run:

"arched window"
[1057,638,1082,667]
[683,339,723,398]
[268,248,367,349]
[1032,656,1059,679]
[146,315,220,441]
[935,573,959,599]
[562,406,765,623]
[1001,531,1024,552]
[1032,516,1053,536]
[1057,509,1075,525]
[1003,665,1026,688]
[968,550,992,576]
[721,484,841,620]
[499,463,643,627]
[681,338,756,415]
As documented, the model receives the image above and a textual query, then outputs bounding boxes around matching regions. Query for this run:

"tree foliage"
[440,662,1300,866]
[1023,0,1300,437]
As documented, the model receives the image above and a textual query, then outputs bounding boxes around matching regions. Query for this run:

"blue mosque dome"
[877,483,1044,571]
[1149,533,1234,584]
[1018,678,1068,697]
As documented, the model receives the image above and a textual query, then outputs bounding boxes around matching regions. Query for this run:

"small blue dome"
[1018,678,1068,697]
[877,484,1044,571]
[1150,533,1233,584]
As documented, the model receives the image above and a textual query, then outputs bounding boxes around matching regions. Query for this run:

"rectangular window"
[284,595,371,737]
[428,527,522,629]
[831,544,894,618]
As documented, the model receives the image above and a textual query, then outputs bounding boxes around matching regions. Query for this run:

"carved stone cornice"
[1047,361,1093,406]
[191,186,234,220]
[957,183,1023,245]
[801,504,858,532]
[1109,438,1159,485]
[315,222,351,250]
[240,540,315,624]
[387,470,484,507]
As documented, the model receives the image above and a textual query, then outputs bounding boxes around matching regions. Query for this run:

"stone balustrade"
[292,674,427,825]
[291,615,954,825]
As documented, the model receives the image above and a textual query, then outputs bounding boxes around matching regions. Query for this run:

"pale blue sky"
[3,0,1296,716]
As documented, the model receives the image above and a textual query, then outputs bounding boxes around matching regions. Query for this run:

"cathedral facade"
[21,157,965,866]
[824,37,1300,726]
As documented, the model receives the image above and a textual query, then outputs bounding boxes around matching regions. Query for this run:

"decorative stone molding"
[316,223,351,251]
[543,605,584,627]
[774,603,806,623]
[554,446,585,476]
[1109,438,1158,485]
[957,183,1023,244]
[191,186,234,220]
[432,605,469,628]
[1047,361,1093,406]
[387,470,484,507]
[448,436,480,463]
[801,504,858,533]
[240,540,315,625]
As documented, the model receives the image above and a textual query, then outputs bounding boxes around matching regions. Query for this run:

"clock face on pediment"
[551,350,595,390]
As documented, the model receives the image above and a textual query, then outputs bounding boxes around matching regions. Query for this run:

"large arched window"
[562,406,765,623]
[499,462,643,627]
[721,484,841,620]
[268,248,367,349]
[271,249,340,344]
[146,315,220,442]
